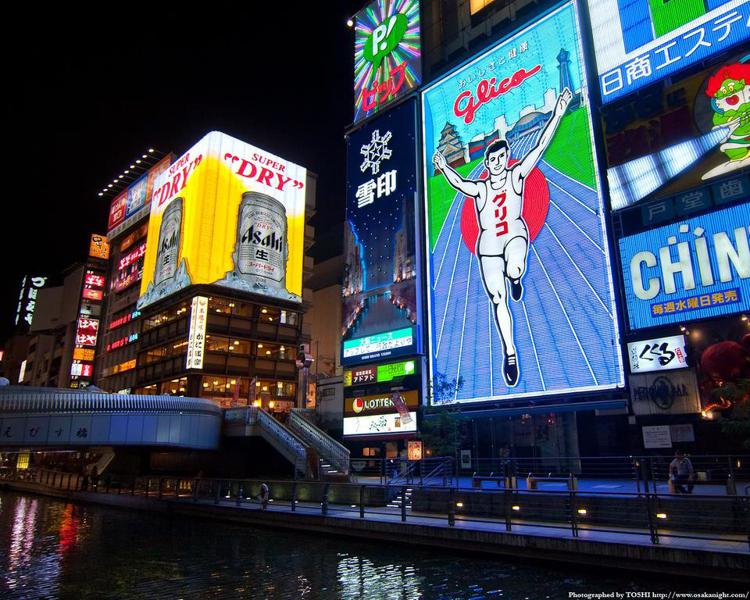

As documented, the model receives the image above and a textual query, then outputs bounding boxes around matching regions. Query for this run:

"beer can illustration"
[235,192,288,287]
[391,392,413,425]
[154,197,183,286]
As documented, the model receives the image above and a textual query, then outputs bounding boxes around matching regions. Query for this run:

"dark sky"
[1,1,364,341]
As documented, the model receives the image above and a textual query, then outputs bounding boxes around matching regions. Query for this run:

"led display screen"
[627,334,688,373]
[604,53,750,211]
[353,0,421,124]
[343,99,420,365]
[619,202,750,330]
[422,2,623,405]
[75,318,99,347]
[138,132,307,310]
[587,0,750,104]
[344,359,416,386]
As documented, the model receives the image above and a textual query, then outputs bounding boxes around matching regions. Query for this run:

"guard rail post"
[359,485,365,519]
[448,488,456,527]
[322,483,330,516]
[569,489,579,537]
[214,480,221,505]
[401,486,407,522]
[193,479,199,503]
[644,492,660,545]
[158,477,163,500]
[236,481,242,506]
[291,481,297,512]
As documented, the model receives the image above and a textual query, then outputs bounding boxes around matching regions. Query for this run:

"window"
[469,0,495,15]
[163,377,188,396]
[204,334,229,353]
[140,339,187,365]
[142,301,189,331]
[255,342,289,360]
[228,339,251,355]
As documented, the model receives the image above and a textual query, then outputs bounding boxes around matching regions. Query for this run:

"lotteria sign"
[353,0,421,123]
[422,2,623,405]
[619,202,750,330]
[343,390,418,437]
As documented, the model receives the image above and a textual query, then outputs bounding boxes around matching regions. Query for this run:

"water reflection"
[0,491,728,599]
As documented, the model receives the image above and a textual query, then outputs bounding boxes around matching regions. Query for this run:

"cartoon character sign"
[703,61,750,180]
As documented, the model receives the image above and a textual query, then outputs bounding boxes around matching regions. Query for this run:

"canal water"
[0,491,732,599]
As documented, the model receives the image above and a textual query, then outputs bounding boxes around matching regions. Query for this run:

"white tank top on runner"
[475,175,528,257]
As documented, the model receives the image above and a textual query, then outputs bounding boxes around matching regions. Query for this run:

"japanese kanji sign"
[343,98,421,366]
[588,0,750,103]
[186,296,208,370]
[627,335,688,374]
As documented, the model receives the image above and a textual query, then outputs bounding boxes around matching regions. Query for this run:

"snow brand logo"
[453,65,542,125]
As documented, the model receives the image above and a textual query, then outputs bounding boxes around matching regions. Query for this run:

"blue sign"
[342,98,421,366]
[126,172,149,219]
[588,0,750,103]
[422,3,623,405]
[619,202,750,330]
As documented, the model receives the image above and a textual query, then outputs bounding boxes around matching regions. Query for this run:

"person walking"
[257,482,269,510]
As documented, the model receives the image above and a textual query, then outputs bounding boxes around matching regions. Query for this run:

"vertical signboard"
[343,99,420,365]
[422,2,623,404]
[587,0,750,104]
[618,202,750,330]
[354,0,421,123]
[138,132,307,310]
[186,296,208,370]
[89,234,110,259]
[14,275,47,330]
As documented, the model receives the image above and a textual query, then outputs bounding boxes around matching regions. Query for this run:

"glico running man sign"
[422,2,623,405]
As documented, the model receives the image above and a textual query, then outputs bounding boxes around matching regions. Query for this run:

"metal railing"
[6,469,749,551]
[288,410,350,475]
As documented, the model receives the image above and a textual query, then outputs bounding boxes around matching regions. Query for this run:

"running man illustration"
[432,88,572,387]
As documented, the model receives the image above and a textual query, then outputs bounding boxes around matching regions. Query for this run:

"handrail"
[255,409,308,462]
[288,411,349,474]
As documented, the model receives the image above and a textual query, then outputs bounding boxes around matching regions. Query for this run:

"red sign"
[75,318,99,347]
[118,243,147,271]
[107,191,128,230]
[119,223,149,252]
[82,289,103,301]
[84,272,105,289]
[109,310,140,330]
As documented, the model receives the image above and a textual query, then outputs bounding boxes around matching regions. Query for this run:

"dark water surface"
[0,491,736,599]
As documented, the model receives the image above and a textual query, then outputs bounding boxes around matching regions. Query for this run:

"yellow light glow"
[512,505,520,511]
[456,502,463,508]
[253,400,261,407]
[577,508,587,515]
[269,401,275,409]
[656,513,667,519]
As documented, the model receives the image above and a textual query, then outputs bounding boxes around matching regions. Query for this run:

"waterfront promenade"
[3,473,748,584]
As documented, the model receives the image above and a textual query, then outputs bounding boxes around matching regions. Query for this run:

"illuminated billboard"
[14,275,47,330]
[587,0,750,104]
[138,132,307,310]
[89,234,110,259]
[344,358,416,386]
[107,156,172,237]
[619,202,750,330]
[343,99,421,365]
[605,53,750,211]
[343,390,418,437]
[353,0,421,123]
[422,2,623,405]
[627,335,688,373]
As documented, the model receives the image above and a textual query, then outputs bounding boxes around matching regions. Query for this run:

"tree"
[419,372,465,457]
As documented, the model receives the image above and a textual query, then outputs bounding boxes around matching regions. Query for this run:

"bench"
[526,473,577,491]
[472,472,515,488]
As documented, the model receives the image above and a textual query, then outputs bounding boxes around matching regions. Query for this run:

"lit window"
[470,0,494,15]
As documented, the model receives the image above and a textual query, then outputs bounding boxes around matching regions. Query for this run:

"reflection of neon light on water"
[608,127,730,210]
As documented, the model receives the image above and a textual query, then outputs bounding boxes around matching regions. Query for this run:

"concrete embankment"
[3,480,749,583]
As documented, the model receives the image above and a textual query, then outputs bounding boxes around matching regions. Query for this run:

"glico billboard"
[343,99,421,366]
[587,0,750,104]
[619,202,750,330]
[422,2,623,405]
[138,131,307,310]
[353,0,421,124]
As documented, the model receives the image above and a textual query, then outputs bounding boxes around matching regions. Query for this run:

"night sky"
[1,1,364,342]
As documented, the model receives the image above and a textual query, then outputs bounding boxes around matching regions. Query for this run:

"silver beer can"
[154,197,183,286]
[236,192,288,287]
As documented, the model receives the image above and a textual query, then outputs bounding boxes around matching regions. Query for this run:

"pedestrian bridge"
[0,386,222,449]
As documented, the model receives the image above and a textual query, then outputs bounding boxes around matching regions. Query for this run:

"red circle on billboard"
[353,397,364,413]
[460,161,549,254]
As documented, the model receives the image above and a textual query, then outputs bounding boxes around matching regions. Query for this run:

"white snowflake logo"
[360,129,393,175]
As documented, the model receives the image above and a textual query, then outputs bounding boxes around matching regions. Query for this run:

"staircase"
[387,486,414,512]
[222,407,350,480]
[288,409,350,479]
